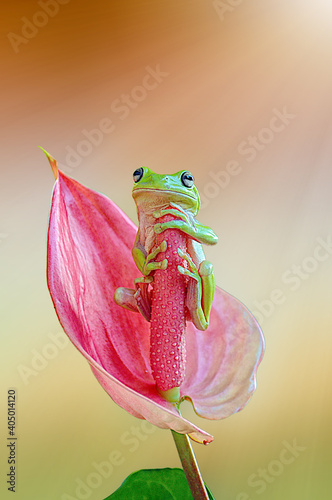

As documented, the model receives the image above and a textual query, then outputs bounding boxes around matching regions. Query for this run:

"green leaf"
[104,468,215,499]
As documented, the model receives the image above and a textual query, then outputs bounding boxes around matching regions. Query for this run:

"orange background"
[1,1,331,499]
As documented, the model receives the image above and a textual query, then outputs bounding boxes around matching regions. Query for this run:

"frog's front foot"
[153,208,189,224]
[154,219,191,236]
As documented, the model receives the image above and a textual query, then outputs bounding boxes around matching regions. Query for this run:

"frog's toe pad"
[199,260,213,277]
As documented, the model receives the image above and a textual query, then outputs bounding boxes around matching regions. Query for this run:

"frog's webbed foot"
[114,276,153,322]
[177,249,215,331]
[142,240,168,275]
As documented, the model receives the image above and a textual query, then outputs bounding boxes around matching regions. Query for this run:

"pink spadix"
[150,213,187,392]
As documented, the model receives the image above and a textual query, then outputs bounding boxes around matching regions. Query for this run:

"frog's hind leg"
[114,278,152,322]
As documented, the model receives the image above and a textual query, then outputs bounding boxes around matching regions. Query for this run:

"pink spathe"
[47,169,264,444]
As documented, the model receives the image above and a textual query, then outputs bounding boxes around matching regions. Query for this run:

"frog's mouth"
[132,187,196,200]
[133,188,198,213]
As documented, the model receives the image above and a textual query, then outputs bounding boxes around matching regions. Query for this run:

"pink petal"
[181,287,264,418]
[47,171,213,444]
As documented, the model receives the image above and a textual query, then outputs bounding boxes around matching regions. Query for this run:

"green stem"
[171,430,210,499]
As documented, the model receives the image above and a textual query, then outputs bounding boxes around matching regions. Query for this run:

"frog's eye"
[133,167,144,183]
[181,171,195,188]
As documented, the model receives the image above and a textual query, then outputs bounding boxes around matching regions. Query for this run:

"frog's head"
[132,167,200,215]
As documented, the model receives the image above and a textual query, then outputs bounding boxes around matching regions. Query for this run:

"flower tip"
[39,146,58,180]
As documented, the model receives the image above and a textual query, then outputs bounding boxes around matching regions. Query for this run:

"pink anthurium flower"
[45,153,264,445]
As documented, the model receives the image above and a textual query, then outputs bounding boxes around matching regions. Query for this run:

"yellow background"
[1,1,331,499]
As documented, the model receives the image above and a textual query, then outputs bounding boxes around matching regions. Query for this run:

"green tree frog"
[115,167,218,332]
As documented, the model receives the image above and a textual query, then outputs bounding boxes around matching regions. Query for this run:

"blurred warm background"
[1,1,331,499]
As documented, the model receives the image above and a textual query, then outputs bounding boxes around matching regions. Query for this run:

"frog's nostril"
[164,176,170,187]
